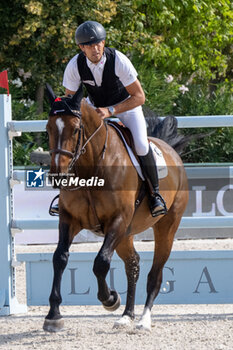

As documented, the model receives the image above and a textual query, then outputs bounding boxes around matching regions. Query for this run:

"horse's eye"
[73,128,79,135]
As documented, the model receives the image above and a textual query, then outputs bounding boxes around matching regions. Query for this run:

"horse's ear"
[71,84,83,110]
[45,83,57,106]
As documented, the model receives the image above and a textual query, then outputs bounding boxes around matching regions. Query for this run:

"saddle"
[107,121,137,154]
[107,121,167,180]
[107,121,144,179]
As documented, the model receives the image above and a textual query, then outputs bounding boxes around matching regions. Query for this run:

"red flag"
[0,70,9,95]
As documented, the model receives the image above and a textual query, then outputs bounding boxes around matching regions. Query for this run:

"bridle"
[49,111,108,172]
[48,109,108,230]
[49,111,82,167]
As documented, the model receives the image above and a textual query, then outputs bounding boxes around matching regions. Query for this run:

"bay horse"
[43,85,189,332]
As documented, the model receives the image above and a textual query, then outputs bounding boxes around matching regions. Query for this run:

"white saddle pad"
[127,141,167,180]
[149,141,168,179]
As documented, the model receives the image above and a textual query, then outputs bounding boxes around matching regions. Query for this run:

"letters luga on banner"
[0,70,9,95]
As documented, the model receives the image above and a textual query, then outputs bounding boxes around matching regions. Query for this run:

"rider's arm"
[96,50,145,118]
[95,79,145,118]
[113,79,145,114]
[63,54,81,95]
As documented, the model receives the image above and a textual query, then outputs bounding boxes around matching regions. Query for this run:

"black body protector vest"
[77,47,129,108]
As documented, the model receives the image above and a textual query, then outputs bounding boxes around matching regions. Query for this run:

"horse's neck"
[80,113,107,165]
[84,112,102,136]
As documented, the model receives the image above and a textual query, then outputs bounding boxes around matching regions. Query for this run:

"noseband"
[49,148,75,159]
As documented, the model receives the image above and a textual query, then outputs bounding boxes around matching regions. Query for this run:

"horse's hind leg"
[43,218,80,332]
[137,205,184,331]
[114,236,140,328]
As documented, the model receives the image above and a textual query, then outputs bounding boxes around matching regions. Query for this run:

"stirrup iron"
[150,192,167,217]
[49,194,59,216]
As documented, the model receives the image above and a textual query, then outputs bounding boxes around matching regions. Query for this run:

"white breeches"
[117,105,149,156]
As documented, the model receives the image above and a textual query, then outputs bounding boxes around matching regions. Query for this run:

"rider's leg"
[138,145,167,217]
[118,106,167,217]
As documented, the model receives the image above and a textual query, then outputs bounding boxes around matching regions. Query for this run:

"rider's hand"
[95,107,111,119]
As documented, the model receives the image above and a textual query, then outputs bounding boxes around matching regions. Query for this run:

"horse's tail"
[144,107,194,155]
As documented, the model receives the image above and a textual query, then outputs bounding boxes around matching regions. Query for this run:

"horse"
[43,85,189,332]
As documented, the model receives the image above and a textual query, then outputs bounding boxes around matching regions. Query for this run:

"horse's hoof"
[113,315,132,328]
[136,316,151,332]
[102,291,121,312]
[43,318,64,332]
[136,322,151,332]
[136,307,151,332]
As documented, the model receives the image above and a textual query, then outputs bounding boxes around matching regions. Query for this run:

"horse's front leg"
[43,219,80,332]
[113,236,140,328]
[93,216,126,312]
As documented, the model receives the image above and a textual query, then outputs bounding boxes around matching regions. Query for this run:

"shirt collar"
[86,53,106,70]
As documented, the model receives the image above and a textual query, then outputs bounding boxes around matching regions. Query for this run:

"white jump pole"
[0,94,27,315]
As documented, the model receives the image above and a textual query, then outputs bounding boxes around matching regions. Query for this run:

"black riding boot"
[139,146,167,217]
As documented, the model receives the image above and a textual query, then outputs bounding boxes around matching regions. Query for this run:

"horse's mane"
[143,106,194,155]
[81,98,99,119]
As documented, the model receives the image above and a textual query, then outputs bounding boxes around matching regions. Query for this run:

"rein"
[68,118,105,171]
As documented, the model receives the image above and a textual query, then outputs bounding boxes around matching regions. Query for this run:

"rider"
[62,20,167,217]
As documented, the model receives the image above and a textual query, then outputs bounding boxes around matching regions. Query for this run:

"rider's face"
[79,40,105,64]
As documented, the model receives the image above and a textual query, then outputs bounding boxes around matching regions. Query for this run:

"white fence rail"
[7,114,233,133]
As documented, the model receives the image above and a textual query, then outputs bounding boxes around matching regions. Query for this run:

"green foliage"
[1,0,232,96]
[8,80,49,166]
[182,127,233,163]
[136,65,181,115]
[0,0,120,99]
[123,0,233,83]
[0,0,233,164]
[174,81,233,116]
[173,81,233,163]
